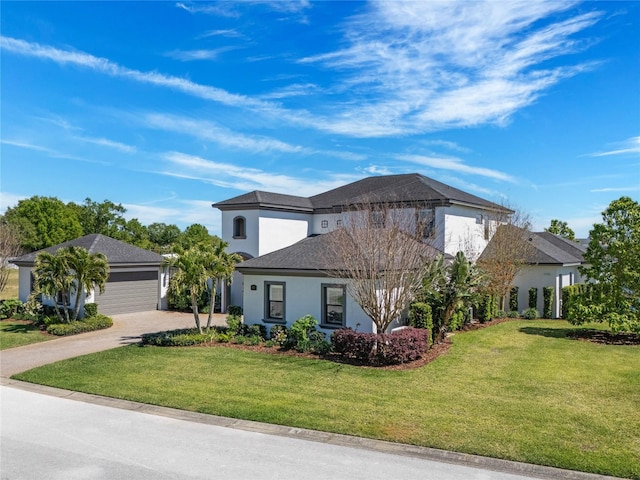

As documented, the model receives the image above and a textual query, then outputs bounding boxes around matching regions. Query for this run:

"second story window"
[321,220,329,229]
[233,216,246,239]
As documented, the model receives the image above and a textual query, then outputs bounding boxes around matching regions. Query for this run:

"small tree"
[326,200,439,333]
[0,222,23,294]
[64,246,110,320]
[33,249,74,323]
[572,197,640,333]
[477,207,535,310]
[202,238,242,331]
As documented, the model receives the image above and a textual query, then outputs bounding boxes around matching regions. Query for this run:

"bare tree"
[326,200,440,333]
[476,205,535,310]
[0,222,24,294]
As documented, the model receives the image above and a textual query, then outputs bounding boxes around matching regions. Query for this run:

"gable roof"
[236,229,444,274]
[212,173,510,214]
[479,228,586,265]
[13,234,164,266]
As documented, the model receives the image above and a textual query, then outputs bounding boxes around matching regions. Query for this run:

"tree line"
[1,195,216,253]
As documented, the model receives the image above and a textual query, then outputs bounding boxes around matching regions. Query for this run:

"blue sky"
[1,1,639,238]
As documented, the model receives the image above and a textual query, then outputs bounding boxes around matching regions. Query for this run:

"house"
[213,173,511,332]
[482,230,587,318]
[13,234,169,317]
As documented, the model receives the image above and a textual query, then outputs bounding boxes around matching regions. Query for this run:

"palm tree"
[33,249,74,323]
[204,239,242,331]
[64,246,109,320]
[164,247,210,333]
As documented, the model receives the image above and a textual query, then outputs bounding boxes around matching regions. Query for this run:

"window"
[371,210,385,228]
[321,220,329,229]
[476,214,483,225]
[322,284,346,327]
[265,282,285,322]
[417,208,435,238]
[233,216,246,238]
[336,219,342,227]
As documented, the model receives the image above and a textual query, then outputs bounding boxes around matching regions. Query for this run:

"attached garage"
[96,270,160,316]
[15,234,168,317]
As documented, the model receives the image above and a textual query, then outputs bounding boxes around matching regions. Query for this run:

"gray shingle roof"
[479,228,586,265]
[236,230,443,273]
[213,173,510,213]
[13,234,164,266]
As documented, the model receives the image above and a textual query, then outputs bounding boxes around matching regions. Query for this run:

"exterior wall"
[18,267,32,303]
[511,265,584,318]
[221,209,260,258]
[258,212,311,256]
[241,273,377,335]
[311,213,344,234]
[442,205,492,261]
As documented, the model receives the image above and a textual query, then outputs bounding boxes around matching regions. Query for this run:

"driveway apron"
[0,311,228,378]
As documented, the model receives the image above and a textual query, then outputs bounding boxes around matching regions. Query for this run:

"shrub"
[449,309,467,330]
[47,314,113,336]
[83,303,98,318]
[21,296,43,321]
[477,295,498,323]
[228,305,243,316]
[246,324,267,340]
[0,298,22,319]
[528,288,538,309]
[409,302,433,330]
[507,310,520,318]
[269,324,288,345]
[226,314,245,337]
[287,315,319,352]
[543,286,554,319]
[522,308,539,320]
[509,286,519,312]
[331,328,430,366]
[167,280,209,312]
[141,328,214,346]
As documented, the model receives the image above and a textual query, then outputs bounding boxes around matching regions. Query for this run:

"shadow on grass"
[0,322,41,335]
[518,326,574,340]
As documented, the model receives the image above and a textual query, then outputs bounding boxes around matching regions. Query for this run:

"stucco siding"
[512,265,583,318]
[241,274,376,334]
[258,214,310,256]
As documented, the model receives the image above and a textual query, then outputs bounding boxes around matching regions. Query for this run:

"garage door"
[96,270,159,316]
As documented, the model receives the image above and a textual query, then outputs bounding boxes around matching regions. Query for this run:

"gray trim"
[321,283,346,328]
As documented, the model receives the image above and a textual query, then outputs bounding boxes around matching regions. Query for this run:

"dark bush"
[46,314,113,336]
[543,286,554,319]
[529,288,538,309]
[83,303,98,318]
[167,280,209,312]
[331,327,430,366]
[496,310,507,318]
[226,314,245,336]
[246,324,267,340]
[522,308,539,320]
[228,305,243,316]
[509,286,519,312]
[409,302,433,330]
[0,298,22,319]
[507,310,520,318]
[477,295,498,323]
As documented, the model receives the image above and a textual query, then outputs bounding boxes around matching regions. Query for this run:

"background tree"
[477,207,535,311]
[3,196,83,251]
[571,196,640,333]
[69,198,127,238]
[327,201,439,333]
[545,219,576,241]
[148,222,181,252]
[64,246,110,320]
[179,224,215,250]
[0,222,24,294]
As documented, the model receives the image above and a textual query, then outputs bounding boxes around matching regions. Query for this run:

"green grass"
[0,269,19,300]
[13,320,640,478]
[0,320,53,350]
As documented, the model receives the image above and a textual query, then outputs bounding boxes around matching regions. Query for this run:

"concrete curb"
[1,377,622,480]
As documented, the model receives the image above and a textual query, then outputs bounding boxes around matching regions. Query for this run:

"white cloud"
[590,186,639,193]
[0,192,28,212]
[586,136,640,157]
[74,136,136,153]
[1,139,109,164]
[160,151,360,195]
[398,154,517,183]
[164,47,238,61]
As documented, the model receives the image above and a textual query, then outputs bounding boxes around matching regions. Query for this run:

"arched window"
[233,216,246,239]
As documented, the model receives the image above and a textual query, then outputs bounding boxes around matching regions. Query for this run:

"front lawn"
[0,320,53,350]
[13,320,640,479]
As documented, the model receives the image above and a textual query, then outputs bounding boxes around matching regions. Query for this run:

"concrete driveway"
[0,310,228,378]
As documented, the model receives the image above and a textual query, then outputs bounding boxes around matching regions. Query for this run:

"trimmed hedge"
[141,328,215,346]
[509,286,519,312]
[46,315,113,336]
[83,303,98,318]
[477,295,498,323]
[529,288,538,309]
[331,327,430,366]
[543,286,554,319]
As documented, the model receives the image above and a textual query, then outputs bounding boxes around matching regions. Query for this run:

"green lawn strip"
[0,320,53,350]
[13,320,639,479]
